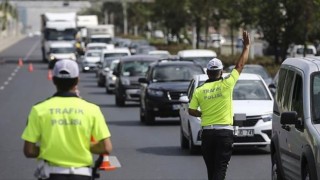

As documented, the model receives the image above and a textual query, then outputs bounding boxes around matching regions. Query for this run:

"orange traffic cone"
[99,154,117,171]
[28,63,34,72]
[47,70,52,80]
[18,58,23,67]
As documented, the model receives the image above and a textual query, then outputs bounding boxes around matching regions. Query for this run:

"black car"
[138,61,205,125]
[113,55,160,106]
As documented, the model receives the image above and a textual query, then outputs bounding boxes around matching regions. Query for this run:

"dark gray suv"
[113,55,159,106]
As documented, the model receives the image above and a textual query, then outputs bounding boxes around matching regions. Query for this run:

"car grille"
[234,115,261,127]
[234,134,266,143]
[167,91,187,100]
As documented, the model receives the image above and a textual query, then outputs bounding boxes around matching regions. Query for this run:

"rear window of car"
[152,64,204,82]
[121,61,152,76]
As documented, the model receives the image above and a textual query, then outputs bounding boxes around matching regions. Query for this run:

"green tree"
[0,0,18,31]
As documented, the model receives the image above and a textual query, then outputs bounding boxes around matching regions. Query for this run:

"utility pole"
[122,0,128,35]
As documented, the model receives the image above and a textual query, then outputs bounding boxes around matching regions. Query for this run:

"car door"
[284,71,305,180]
[276,68,295,177]
[180,79,195,136]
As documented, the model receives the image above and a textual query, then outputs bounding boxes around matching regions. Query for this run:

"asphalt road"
[0,36,271,180]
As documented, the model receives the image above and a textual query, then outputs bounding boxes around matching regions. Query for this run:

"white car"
[148,50,171,58]
[47,41,76,69]
[287,44,317,58]
[177,49,217,70]
[81,49,102,72]
[179,73,274,154]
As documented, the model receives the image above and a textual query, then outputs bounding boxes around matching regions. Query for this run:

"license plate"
[172,104,181,110]
[236,129,254,137]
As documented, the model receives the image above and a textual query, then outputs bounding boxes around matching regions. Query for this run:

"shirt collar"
[205,77,222,83]
[53,91,79,97]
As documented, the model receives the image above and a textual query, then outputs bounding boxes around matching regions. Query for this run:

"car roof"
[119,54,160,61]
[281,57,320,74]
[177,49,217,57]
[101,48,131,54]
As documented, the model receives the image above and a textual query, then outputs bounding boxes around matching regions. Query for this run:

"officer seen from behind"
[188,31,250,180]
[21,59,112,180]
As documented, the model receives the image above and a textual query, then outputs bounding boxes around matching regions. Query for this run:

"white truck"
[86,25,115,45]
[41,12,78,62]
[76,15,98,54]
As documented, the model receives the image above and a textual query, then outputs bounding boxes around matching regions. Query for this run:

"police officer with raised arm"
[21,59,112,180]
[188,31,250,180]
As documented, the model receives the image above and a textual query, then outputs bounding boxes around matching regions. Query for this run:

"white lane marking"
[23,40,40,61]
[7,77,12,81]
[0,86,4,90]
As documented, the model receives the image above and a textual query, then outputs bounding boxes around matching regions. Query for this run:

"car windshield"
[121,61,152,76]
[152,65,204,82]
[180,57,214,68]
[104,53,128,59]
[110,61,119,71]
[198,79,271,100]
[86,52,101,57]
[312,73,320,123]
[91,37,112,44]
[296,48,314,55]
[103,57,119,67]
[227,65,271,79]
[50,47,74,53]
[87,46,105,50]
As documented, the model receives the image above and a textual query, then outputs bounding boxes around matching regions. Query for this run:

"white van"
[177,49,217,70]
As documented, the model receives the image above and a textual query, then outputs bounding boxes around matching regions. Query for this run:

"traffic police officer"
[188,31,250,180]
[22,59,112,180]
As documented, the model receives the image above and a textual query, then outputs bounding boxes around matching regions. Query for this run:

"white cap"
[207,58,223,71]
[53,59,79,78]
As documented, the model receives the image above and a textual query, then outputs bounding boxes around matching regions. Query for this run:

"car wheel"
[271,153,284,180]
[106,86,112,94]
[302,164,311,180]
[188,126,199,154]
[115,94,125,107]
[97,76,104,87]
[145,110,155,125]
[180,125,189,149]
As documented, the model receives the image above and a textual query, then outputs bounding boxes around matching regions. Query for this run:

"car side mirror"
[138,77,148,84]
[179,95,189,103]
[104,67,110,72]
[268,83,276,89]
[280,111,298,125]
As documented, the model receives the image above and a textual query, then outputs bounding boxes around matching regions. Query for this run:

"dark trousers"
[201,129,234,180]
[39,174,91,180]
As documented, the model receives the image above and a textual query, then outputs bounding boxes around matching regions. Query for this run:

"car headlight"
[261,114,272,122]
[121,77,130,85]
[147,89,164,96]
[50,55,56,61]
[70,54,76,60]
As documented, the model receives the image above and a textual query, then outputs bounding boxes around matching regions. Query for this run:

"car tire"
[271,153,284,180]
[302,163,311,180]
[145,110,155,125]
[115,94,125,107]
[106,86,112,94]
[97,76,104,87]
[180,125,189,149]
[188,126,199,154]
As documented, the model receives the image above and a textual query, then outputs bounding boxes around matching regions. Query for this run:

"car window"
[282,70,295,111]
[152,65,204,82]
[50,47,74,53]
[104,53,128,59]
[233,80,271,100]
[121,61,152,76]
[291,74,303,118]
[180,57,213,68]
[187,80,195,100]
[86,52,101,57]
[276,68,287,105]
[312,73,320,123]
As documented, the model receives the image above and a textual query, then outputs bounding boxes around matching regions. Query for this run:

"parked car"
[271,57,320,180]
[179,73,274,154]
[286,44,316,58]
[225,64,273,85]
[177,49,217,70]
[80,49,102,72]
[105,59,119,94]
[113,55,159,106]
[139,61,205,125]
